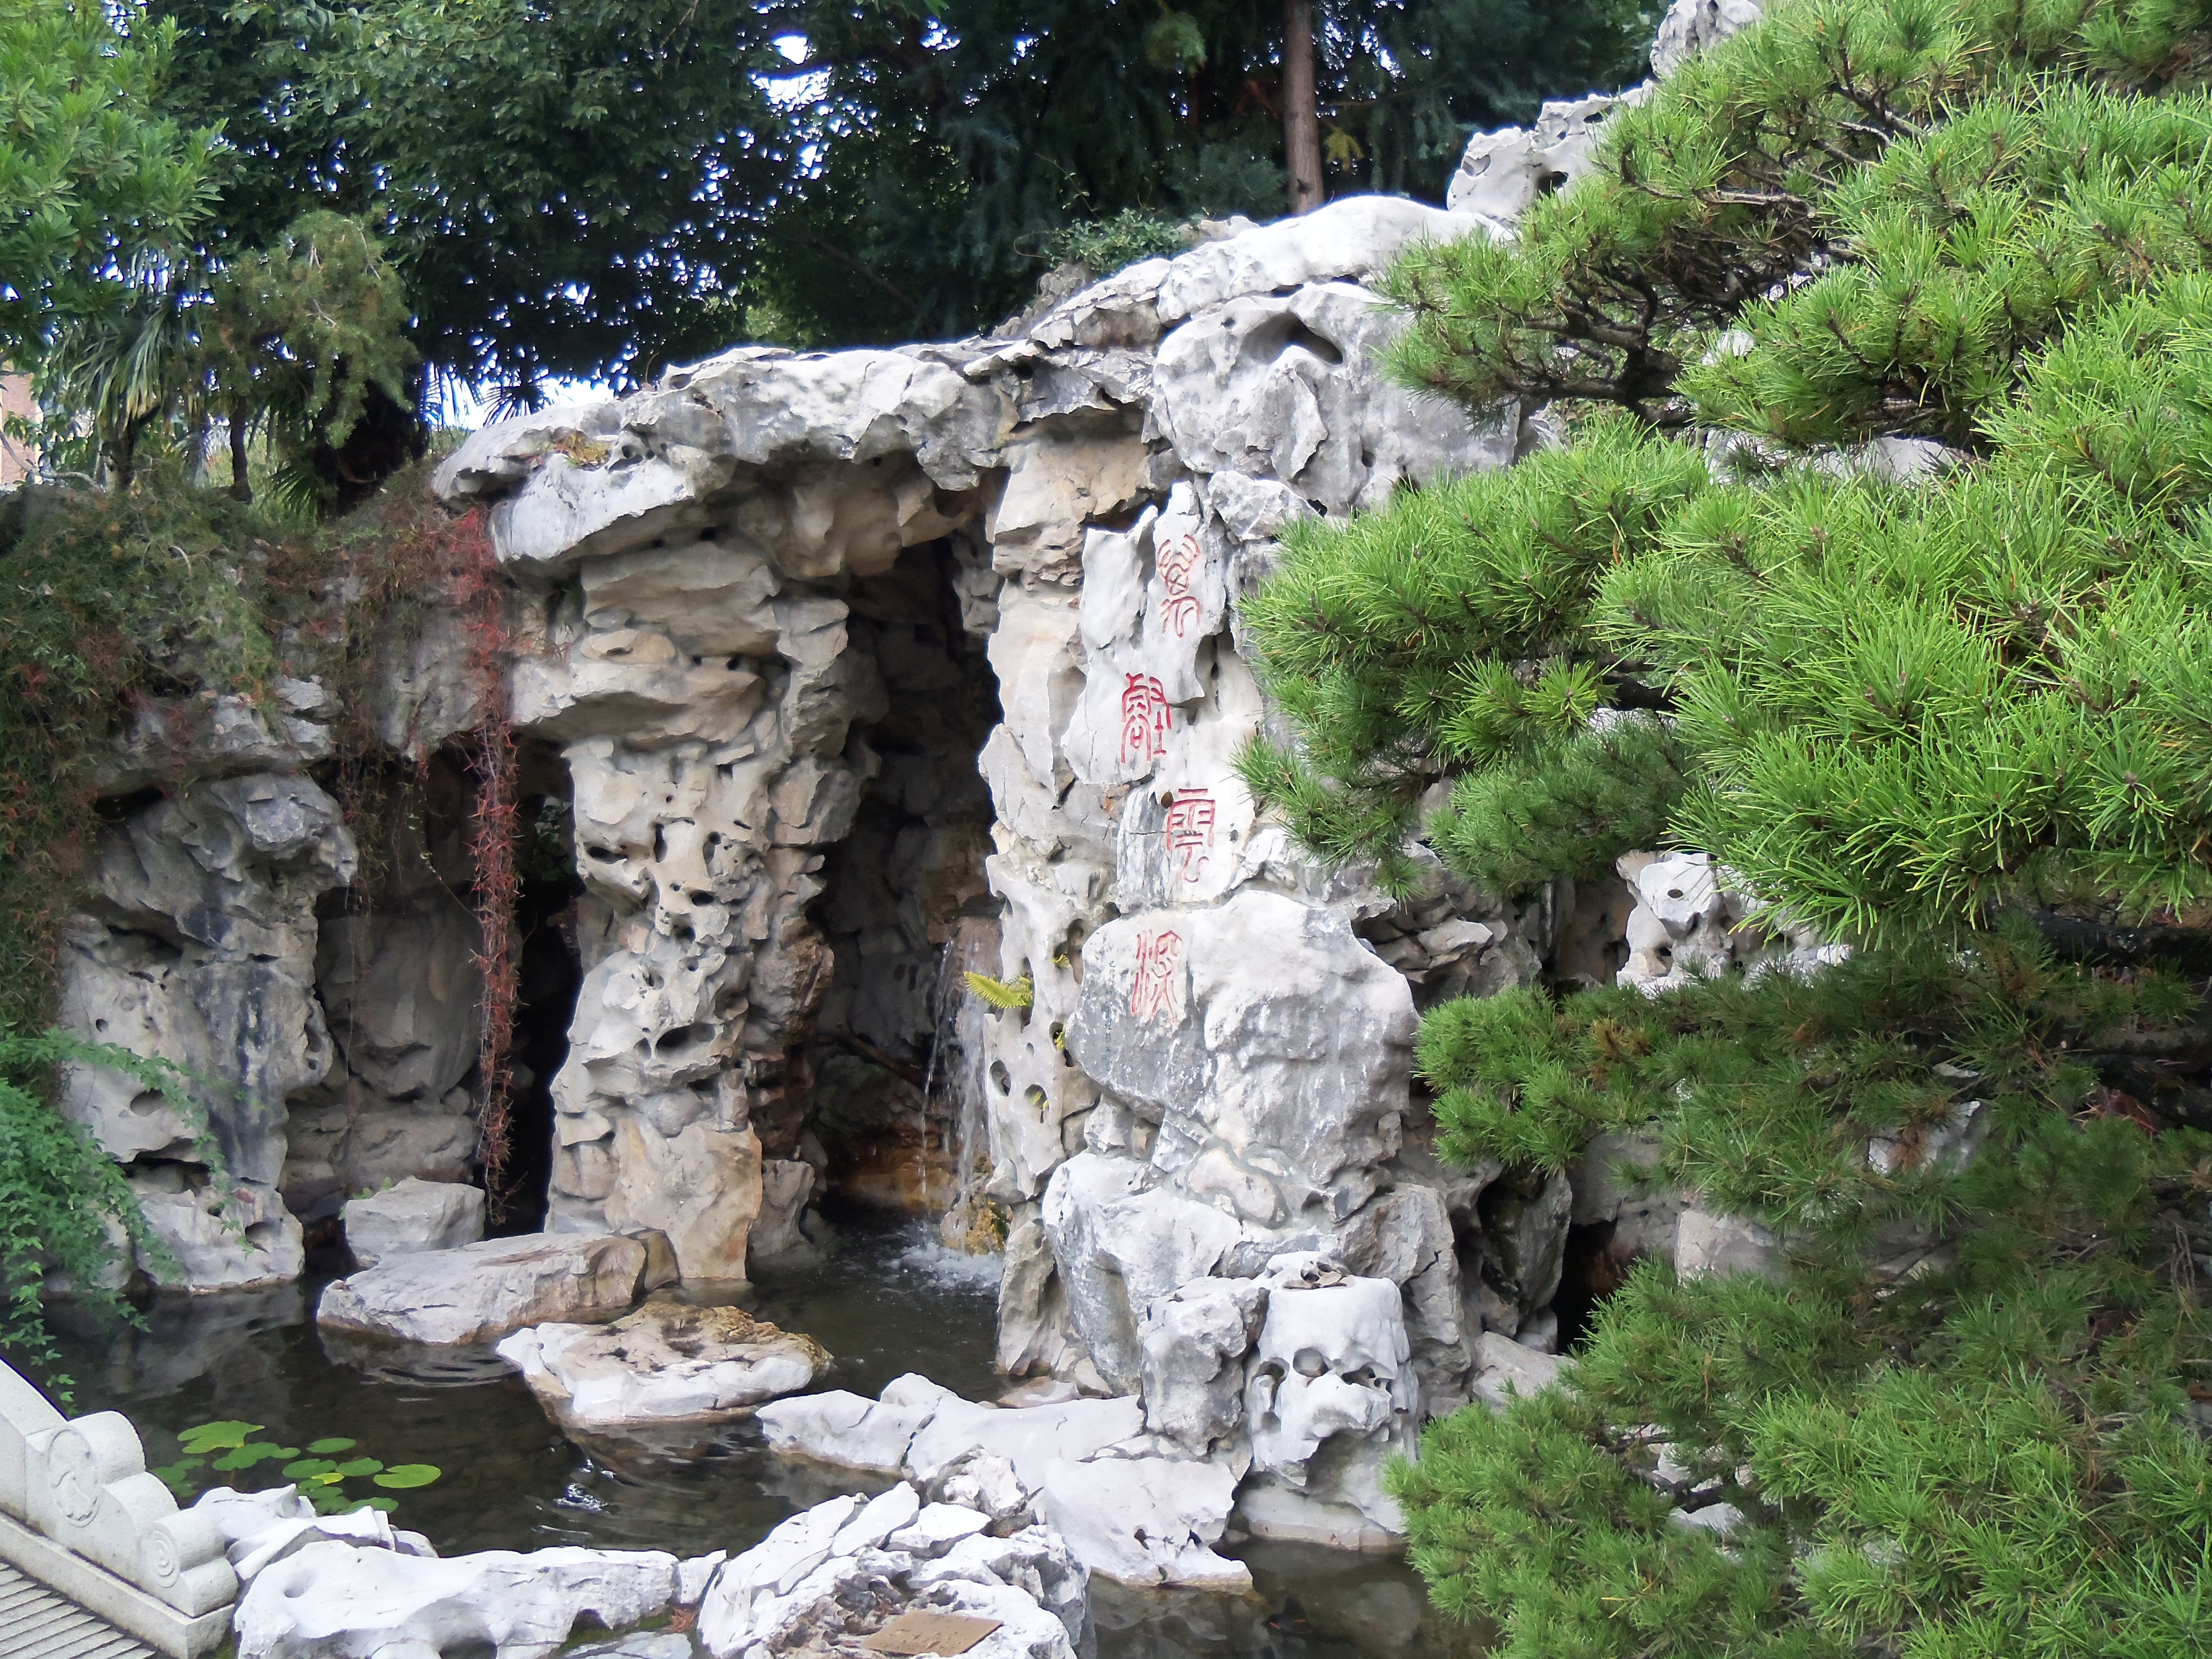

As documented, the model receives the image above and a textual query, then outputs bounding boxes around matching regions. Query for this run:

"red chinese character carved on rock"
[1119,673,1172,764]
[1164,788,1217,883]
[1157,532,1204,639]
[1129,928,1184,1022]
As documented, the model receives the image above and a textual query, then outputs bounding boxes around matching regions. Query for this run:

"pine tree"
[1243,1,2212,1651]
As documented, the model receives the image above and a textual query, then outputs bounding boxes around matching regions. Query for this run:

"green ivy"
[0,1032,204,1391]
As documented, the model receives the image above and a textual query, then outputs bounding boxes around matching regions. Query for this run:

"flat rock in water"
[315,1230,678,1346]
[496,1300,831,1429]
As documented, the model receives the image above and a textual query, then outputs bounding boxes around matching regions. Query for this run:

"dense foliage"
[142,0,1660,386]
[0,1032,192,1389]
[1245,16,2212,940]
[1244,0,2212,1651]
[0,1,212,363]
[1403,929,2212,1656]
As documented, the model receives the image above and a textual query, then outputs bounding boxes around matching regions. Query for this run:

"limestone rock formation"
[1615,850,1849,994]
[755,1375,1241,1589]
[314,1230,678,1346]
[1651,0,1765,75]
[56,771,355,1289]
[1445,90,1641,223]
[694,1484,1089,1659]
[340,1178,485,1269]
[235,1539,684,1658]
[494,1300,828,1430]
[39,0,1794,1555]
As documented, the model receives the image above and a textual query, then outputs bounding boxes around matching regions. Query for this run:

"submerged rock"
[315,1230,678,1346]
[495,1299,829,1430]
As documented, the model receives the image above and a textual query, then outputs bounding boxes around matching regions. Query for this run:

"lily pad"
[360,1496,399,1513]
[371,1464,441,1490]
[281,1458,339,1480]
[210,1441,297,1472]
[151,1457,204,1498]
[305,1437,357,1455]
[179,1421,263,1453]
[334,1457,385,1478]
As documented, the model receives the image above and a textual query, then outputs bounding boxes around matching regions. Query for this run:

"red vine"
[447,509,522,1217]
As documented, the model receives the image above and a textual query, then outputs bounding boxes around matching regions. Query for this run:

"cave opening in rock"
[495,744,583,1235]
[796,534,1006,1245]
[290,738,581,1257]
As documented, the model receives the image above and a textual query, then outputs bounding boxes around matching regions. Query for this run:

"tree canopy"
[0,1,212,365]
[147,0,1658,397]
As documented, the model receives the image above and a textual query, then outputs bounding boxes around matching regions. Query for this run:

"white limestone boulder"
[757,1378,943,1472]
[234,1539,678,1658]
[314,1230,678,1347]
[1038,1156,1284,1393]
[888,1502,991,1555]
[1136,1276,1267,1453]
[1446,91,1637,223]
[1651,0,1765,76]
[1038,1454,1246,1589]
[494,1300,828,1430]
[1675,1208,1783,1280]
[1065,890,1418,1225]
[1154,196,1497,323]
[902,1384,1144,1492]
[341,1179,485,1270]
[1151,281,1514,517]
[695,1485,1088,1659]
[128,1179,306,1292]
[1472,1330,1568,1409]
[757,1375,1255,1588]
[1238,1258,1419,1546]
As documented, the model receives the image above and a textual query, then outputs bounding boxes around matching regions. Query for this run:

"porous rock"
[234,1538,679,1659]
[494,1299,828,1430]
[694,1485,1089,1659]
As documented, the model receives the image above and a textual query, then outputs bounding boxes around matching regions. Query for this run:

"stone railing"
[0,1361,237,1657]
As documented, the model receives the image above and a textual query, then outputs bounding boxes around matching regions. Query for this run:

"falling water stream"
[15,1211,1481,1658]
[918,925,999,1244]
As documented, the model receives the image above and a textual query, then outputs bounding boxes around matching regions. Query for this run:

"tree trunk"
[229,402,253,502]
[308,374,425,515]
[111,421,138,496]
[1282,0,1324,215]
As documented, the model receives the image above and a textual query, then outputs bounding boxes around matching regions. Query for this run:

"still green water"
[23,1215,1479,1659]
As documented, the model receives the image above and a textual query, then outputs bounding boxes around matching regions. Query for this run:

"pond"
[16,1212,1483,1659]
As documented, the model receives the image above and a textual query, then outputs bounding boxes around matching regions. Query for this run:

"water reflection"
[16,1214,1480,1658]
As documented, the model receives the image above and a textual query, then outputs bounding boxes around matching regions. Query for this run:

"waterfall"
[920,918,1000,1251]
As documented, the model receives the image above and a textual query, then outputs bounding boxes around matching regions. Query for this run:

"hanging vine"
[447,508,522,1217]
